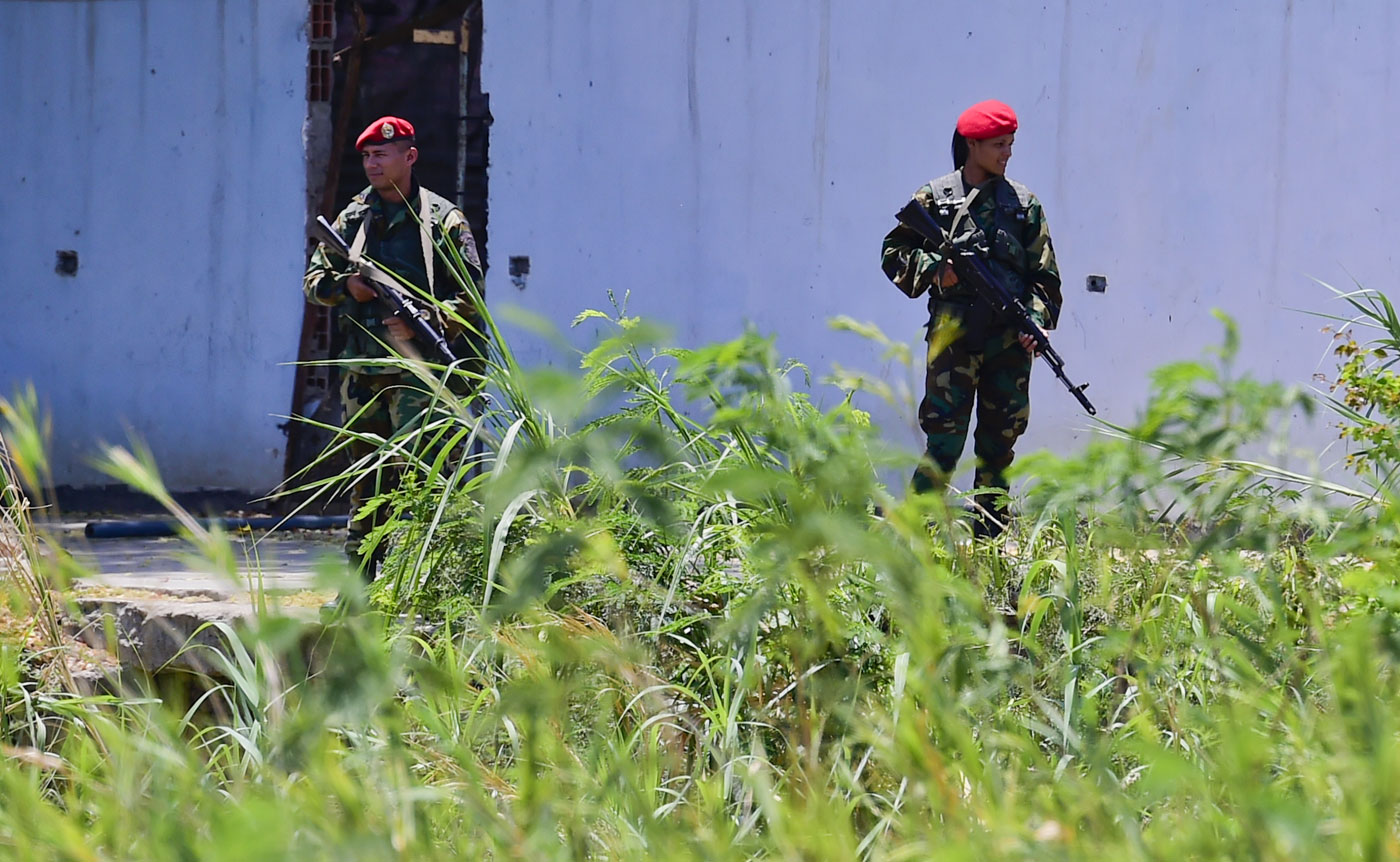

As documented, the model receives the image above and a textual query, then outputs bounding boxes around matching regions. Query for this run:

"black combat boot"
[325,543,383,618]
[969,503,1008,540]
[348,544,385,583]
[968,485,1012,540]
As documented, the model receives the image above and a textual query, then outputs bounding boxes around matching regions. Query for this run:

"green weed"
[2,282,1399,859]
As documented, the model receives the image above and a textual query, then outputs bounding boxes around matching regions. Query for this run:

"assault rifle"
[894,199,1096,415]
[312,215,459,364]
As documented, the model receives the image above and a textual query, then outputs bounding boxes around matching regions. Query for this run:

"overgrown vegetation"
[4,270,1400,858]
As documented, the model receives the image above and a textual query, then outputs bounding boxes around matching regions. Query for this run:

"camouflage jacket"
[304,182,485,374]
[882,171,1061,331]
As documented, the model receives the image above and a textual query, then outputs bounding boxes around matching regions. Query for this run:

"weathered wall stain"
[686,0,700,145]
[1266,0,1294,303]
[1053,0,1073,209]
[485,1,1400,469]
[813,0,831,234]
[2,0,307,488]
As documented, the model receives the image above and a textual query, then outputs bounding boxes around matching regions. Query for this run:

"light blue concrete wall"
[485,1,1398,479]
[0,0,307,490]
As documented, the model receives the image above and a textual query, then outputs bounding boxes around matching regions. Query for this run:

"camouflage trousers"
[341,371,465,561]
[913,317,1031,499]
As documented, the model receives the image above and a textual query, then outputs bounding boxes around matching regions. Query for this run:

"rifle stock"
[312,215,459,364]
[894,200,1095,415]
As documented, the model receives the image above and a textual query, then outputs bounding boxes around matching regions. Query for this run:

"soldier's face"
[361,142,418,195]
[967,134,1014,176]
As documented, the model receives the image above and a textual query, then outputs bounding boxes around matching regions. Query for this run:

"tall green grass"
[2,278,1399,858]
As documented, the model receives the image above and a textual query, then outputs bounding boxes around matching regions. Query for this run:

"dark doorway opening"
[283,0,490,510]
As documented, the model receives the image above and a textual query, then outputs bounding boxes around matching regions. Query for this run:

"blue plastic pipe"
[84,515,348,539]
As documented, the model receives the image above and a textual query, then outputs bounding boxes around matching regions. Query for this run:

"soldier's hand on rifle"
[935,261,959,289]
[1019,329,1043,356]
[384,316,414,342]
[345,274,378,303]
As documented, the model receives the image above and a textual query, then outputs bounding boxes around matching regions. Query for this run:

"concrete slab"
[65,595,295,674]
[59,529,346,599]
[7,522,347,687]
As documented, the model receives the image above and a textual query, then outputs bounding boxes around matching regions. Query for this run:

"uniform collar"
[958,169,1008,195]
[360,178,422,214]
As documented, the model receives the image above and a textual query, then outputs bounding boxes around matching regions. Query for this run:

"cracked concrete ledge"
[64,593,321,676]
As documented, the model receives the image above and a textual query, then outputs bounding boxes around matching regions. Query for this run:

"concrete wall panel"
[484,2,1394,476]
[1,0,308,490]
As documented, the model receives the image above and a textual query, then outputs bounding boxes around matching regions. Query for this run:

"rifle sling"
[347,194,434,290]
[347,196,439,363]
[942,187,1005,320]
[929,184,980,296]
[945,184,980,248]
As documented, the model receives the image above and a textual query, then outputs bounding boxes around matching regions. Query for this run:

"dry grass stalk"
[0,432,81,690]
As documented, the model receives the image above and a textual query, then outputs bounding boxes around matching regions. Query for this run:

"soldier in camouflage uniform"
[304,116,485,575]
[881,100,1061,536]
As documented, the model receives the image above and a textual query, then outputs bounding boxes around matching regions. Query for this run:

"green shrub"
[5,282,1400,858]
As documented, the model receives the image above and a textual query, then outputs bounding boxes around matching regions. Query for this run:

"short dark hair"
[361,138,415,153]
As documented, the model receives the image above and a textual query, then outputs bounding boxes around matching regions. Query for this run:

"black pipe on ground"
[84,515,348,539]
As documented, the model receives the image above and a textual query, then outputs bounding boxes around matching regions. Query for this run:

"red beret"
[955,100,1018,140]
[356,116,415,150]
